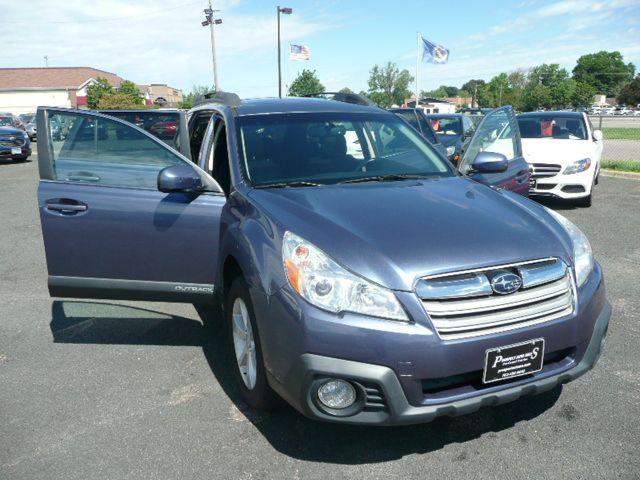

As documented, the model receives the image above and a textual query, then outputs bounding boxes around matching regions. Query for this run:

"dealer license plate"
[11,147,22,155]
[483,338,545,384]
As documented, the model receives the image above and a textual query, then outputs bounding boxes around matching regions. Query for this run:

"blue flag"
[421,36,449,64]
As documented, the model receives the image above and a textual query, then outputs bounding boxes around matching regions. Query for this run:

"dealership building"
[0,67,183,114]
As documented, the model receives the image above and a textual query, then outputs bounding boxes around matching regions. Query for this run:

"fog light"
[317,379,356,409]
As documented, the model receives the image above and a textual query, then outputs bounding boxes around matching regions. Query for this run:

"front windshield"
[429,117,462,136]
[238,112,453,186]
[517,115,587,140]
[0,116,13,126]
[19,114,34,124]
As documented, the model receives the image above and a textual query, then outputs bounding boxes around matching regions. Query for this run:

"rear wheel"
[226,277,277,410]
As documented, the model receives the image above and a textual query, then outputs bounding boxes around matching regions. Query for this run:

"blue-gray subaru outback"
[35,94,610,425]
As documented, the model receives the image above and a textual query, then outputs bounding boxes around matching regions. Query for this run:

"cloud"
[0,0,341,96]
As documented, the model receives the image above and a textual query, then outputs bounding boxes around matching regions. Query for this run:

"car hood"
[248,177,572,291]
[521,138,594,165]
[0,126,24,135]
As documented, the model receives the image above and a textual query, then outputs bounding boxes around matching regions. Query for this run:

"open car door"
[36,107,224,303]
[458,106,530,196]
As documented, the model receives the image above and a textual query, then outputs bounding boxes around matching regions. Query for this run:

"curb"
[600,169,640,180]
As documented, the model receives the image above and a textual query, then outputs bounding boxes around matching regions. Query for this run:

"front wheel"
[226,277,278,410]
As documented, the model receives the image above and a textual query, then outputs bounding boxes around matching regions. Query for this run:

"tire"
[225,277,278,410]
[14,156,28,162]
[576,194,592,207]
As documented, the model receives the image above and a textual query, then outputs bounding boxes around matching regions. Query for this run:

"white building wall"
[0,90,72,114]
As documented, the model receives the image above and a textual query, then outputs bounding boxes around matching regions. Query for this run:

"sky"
[2,0,639,97]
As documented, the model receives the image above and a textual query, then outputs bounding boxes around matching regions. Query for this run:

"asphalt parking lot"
[1,155,639,480]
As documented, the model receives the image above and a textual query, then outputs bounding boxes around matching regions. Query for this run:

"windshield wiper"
[338,174,437,184]
[254,180,323,189]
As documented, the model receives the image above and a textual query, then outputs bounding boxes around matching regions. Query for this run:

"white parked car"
[517,111,603,207]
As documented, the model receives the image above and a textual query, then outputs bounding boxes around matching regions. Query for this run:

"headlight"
[563,158,591,175]
[446,146,455,157]
[282,231,408,321]
[546,208,594,286]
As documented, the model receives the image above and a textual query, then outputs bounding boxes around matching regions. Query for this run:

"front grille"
[531,163,562,178]
[418,259,574,340]
[0,135,26,147]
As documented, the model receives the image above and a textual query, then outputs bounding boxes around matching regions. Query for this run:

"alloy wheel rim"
[232,297,257,390]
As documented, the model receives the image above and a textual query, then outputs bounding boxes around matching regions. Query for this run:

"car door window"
[461,107,519,170]
[416,114,438,144]
[47,111,185,189]
[395,111,420,132]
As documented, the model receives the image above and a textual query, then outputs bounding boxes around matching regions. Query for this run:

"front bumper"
[269,300,610,425]
[259,261,609,425]
[531,164,597,199]
[0,145,31,159]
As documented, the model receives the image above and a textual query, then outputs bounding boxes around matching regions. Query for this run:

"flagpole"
[416,32,420,108]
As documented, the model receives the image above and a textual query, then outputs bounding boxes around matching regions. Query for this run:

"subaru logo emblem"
[490,270,522,295]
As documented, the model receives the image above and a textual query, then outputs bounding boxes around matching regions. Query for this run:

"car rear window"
[517,116,587,140]
[100,111,181,149]
[428,117,462,136]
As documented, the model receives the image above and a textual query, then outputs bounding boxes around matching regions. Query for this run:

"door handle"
[45,200,88,215]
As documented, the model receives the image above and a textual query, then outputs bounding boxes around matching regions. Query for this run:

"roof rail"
[194,91,242,108]
[303,92,378,108]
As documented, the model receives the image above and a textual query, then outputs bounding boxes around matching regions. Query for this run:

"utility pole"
[202,2,222,91]
[277,6,293,98]
[415,32,420,108]
[44,55,49,67]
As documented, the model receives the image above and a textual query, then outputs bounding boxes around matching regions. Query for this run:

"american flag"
[289,44,311,61]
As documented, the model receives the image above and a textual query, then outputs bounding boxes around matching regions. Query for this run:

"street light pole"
[209,0,219,91]
[277,6,292,98]
[202,2,222,92]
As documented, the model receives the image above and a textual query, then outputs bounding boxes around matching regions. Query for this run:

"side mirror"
[471,151,508,174]
[157,165,203,193]
[593,130,603,142]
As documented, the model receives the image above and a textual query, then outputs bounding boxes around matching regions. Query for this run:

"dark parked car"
[424,113,476,163]
[0,116,31,161]
[19,113,37,141]
[35,95,609,425]
[388,107,448,158]
[98,109,189,156]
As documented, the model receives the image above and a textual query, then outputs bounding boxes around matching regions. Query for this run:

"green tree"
[338,87,353,94]
[618,75,640,106]
[288,69,324,97]
[421,87,448,98]
[508,69,527,90]
[529,64,569,87]
[550,79,577,108]
[97,92,145,110]
[573,51,635,96]
[462,79,485,106]
[367,62,414,107]
[522,84,552,111]
[117,80,144,105]
[87,77,114,109]
[180,84,216,109]
[572,81,596,107]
